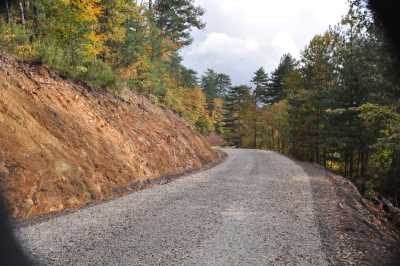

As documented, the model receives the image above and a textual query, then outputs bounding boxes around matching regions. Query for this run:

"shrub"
[79,60,117,89]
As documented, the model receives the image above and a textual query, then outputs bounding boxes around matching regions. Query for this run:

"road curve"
[17,149,329,265]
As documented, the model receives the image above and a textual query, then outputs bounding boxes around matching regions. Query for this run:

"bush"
[79,60,117,89]
[0,23,36,60]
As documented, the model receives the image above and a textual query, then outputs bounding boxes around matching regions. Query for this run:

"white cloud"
[188,32,260,57]
[182,0,349,84]
[271,32,300,59]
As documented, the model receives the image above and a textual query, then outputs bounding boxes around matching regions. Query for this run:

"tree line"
[0,0,224,134]
[219,0,400,205]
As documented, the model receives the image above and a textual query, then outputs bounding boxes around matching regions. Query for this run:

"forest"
[218,1,400,205]
[0,0,220,134]
[0,0,399,205]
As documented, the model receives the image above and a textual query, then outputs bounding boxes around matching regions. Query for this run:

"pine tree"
[251,67,269,105]
[153,0,205,46]
[216,73,232,98]
[201,69,219,99]
[201,69,231,100]
[223,85,252,147]
[267,54,297,105]
[250,67,268,147]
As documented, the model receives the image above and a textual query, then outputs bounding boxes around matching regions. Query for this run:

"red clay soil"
[0,54,219,219]
[204,133,226,147]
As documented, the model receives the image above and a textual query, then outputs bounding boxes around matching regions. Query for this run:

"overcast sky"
[181,0,349,85]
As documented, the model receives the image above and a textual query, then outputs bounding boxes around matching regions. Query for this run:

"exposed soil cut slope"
[0,54,220,219]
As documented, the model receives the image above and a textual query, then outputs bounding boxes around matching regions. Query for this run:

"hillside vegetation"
[0,0,223,134]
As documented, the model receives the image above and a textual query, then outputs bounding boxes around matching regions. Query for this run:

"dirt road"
[16,149,398,265]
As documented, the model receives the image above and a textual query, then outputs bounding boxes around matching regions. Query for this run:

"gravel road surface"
[17,149,330,265]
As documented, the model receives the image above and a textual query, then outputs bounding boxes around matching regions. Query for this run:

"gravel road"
[17,149,330,265]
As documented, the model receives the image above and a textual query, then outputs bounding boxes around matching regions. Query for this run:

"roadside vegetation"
[219,0,400,206]
[0,0,222,134]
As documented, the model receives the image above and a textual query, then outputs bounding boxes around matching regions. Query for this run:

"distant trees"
[222,57,297,148]
[266,54,296,105]
[251,67,269,106]
[223,85,253,147]
[221,0,400,205]
[201,69,232,100]
[201,69,219,99]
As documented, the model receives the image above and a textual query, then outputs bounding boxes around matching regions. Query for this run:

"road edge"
[14,149,227,229]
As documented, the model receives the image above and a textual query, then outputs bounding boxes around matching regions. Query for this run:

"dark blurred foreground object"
[368,0,400,56]
[0,197,31,265]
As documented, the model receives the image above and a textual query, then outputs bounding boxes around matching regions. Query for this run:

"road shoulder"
[14,149,227,229]
[298,161,400,266]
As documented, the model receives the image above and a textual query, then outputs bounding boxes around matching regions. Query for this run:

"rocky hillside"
[0,54,220,219]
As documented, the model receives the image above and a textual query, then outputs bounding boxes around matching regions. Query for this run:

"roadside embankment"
[0,54,221,219]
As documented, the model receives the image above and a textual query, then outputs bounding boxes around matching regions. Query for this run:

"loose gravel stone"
[17,149,329,265]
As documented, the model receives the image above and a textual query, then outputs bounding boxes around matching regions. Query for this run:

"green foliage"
[266,54,296,105]
[0,22,35,60]
[210,98,225,134]
[79,59,117,89]
[252,0,400,203]
[223,85,253,147]
[220,0,400,204]
[201,69,232,100]
[153,0,205,46]
[0,0,222,134]
[251,67,269,105]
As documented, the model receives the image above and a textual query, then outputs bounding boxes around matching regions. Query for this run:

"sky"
[181,0,349,85]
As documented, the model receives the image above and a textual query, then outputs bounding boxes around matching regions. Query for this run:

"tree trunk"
[5,0,11,23]
[31,1,39,37]
[349,151,354,178]
[19,1,25,27]
[386,150,400,198]
[253,107,257,149]
[23,0,28,21]
[360,150,369,179]
[356,150,361,177]
[271,128,275,150]
[389,150,400,178]
[315,145,320,164]
[323,149,327,169]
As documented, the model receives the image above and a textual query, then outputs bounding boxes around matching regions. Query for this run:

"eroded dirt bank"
[0,54,220,219]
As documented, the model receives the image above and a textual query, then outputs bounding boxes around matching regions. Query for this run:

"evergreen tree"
[201,69,219,99]
[267,54,297,104]
[153,0,205,46]
[251,67,269,105]
[201,69,231,100]
[223,85,252,147]
[216,73,232,98]
[250,67,269,147]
